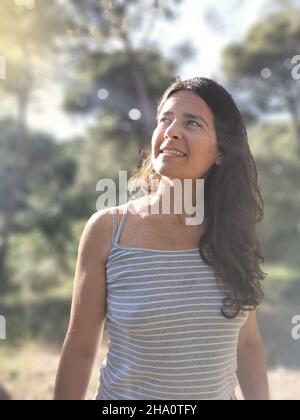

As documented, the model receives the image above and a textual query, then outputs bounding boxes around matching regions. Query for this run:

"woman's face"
[151,90,223,180]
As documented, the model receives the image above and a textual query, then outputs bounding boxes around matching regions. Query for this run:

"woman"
[54,77,269,400]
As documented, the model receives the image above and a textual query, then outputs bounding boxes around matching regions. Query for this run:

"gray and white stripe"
[95,202,248,400]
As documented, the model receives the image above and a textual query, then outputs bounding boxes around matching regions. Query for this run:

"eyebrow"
[160,111,209,127]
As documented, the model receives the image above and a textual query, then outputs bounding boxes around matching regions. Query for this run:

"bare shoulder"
[81,206,114,264]
[83,203,130,262]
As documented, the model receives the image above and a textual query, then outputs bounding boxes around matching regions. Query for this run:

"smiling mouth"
[159,149,187,158]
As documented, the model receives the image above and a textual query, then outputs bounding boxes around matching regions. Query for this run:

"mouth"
[159,148,187,158]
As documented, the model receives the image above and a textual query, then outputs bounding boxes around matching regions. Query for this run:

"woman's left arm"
[236,309,270,400]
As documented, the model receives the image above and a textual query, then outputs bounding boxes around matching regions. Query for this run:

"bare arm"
[54,209,111,400]
[236,309,270,400]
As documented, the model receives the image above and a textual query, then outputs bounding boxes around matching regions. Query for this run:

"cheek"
[151,128,161,150]
[150,138,156,154]
[189,140,218,163]
[151,128,157,143]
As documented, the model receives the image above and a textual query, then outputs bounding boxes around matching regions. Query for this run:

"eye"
[158,118,202,128]
[187,120,202,127]
[159,117,170,123]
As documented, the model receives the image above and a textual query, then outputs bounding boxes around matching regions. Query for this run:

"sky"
[154,0,268,78]
[23,0,274,140]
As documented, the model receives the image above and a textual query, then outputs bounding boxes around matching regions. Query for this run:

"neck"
[147,176,205,227]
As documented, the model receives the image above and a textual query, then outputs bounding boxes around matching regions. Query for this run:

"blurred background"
[0,0,300,400]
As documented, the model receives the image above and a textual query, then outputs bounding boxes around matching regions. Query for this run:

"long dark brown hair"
[128,76,267,318]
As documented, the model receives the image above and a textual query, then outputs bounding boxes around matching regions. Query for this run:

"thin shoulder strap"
[111,207,117,244]
[111,201,130,245]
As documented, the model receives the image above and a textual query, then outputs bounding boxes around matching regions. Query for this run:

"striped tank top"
[95,201,248,400]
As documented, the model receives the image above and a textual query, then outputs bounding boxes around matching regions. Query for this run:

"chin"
[158,171,185,181]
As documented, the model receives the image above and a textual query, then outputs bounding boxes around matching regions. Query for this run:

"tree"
[63,0,186,150]
[248,121,300,267]
[0,0,68,287]
[59,0,190,203]
[222,9,300,155]
[0,118,79,291]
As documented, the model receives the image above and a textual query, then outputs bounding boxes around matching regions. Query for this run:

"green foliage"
[222,8,300,138]
[0,119,78,229]
[249,122,300,267]
[63,47,177,151]
[223,9,300,79]
[7,231,65,293]
[64,0,186,148]
[65,48,176,116]
[0,118,82,292]
[73,116,143,197]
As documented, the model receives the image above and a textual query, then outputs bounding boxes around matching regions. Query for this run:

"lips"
[159,147,187,157]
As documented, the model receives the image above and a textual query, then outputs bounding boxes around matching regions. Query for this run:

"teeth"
[161,149,186,157]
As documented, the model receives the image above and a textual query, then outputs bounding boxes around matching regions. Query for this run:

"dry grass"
[0,339,107,400]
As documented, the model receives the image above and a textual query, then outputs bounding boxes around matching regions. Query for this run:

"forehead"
[159,90,214,121]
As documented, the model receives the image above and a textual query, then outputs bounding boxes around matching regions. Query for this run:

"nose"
[164,120,183,140]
